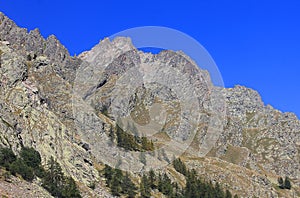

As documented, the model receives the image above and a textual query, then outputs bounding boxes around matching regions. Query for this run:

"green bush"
[62,176,82,198]
[284,177,292,190]
[0,147,17,169]
[20,147,41,169]
[9,159,34,181]
[278,176,292,190]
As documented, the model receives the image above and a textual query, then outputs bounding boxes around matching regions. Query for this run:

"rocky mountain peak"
[0,13,299,197]
[79,37,135,62]
[0,12,80,82]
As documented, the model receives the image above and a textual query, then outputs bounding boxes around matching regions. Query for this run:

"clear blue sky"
[1,0,300,117]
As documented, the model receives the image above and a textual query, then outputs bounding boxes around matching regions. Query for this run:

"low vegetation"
[112,124,154,152]
[102,164,137,197]
[0,146,81,198]
[102,158,238,198]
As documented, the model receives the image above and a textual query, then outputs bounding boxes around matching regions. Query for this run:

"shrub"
[278,176,292,190]
[9,159,34,181]
[20,147,42,169]
[0,147,17,169]
[278,177,284,189]
[62,176,82,198]
[284,177,292,190]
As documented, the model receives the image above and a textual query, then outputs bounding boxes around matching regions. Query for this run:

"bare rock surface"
[0,12,299,197]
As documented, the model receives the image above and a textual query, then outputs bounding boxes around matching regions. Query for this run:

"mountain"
[0,12,299,197]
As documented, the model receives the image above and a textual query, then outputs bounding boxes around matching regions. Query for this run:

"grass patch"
[220,145,247,165]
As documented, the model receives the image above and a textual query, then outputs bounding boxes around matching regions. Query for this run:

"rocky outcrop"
[0,12,81,82]
[0,13,102,197]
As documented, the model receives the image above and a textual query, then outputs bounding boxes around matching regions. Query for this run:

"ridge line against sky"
[1,0,300,117]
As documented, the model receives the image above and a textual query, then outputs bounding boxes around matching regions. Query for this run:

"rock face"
[0,12,299,197]
[0,12,81,82]
[0,12,104,197]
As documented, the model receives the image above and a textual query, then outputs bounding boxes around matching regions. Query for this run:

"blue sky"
[1,0,300,117]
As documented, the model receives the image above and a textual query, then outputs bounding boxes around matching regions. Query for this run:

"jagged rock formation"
[0,12,110,197]
[0,12,299,197]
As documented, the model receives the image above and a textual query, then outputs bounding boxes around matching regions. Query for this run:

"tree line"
[173,158,237,198]
[103,164,137,197]
[102,158,238,198]
[111,124,154,152]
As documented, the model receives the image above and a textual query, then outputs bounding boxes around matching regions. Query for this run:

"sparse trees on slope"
[42,156,81,198]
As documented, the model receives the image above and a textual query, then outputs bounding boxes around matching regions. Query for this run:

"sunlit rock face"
[0,12,299,197]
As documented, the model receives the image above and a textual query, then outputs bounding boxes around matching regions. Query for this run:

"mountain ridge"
[0,12,299,197]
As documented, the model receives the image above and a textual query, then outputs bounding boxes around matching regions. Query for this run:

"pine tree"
[158,173,173,196]
[20,147,41,169]
[140,174,151,198]
[108,127,115,144]
[225,189,233,198]
[141,136,154,151]
[116,124,140,151]
[148,169,156,189]
[42,157,65,197]
[284,176,292,190]
[173,182,183,198]
[103,164,114,187]
[62,176,82,198]
[0,147,16,169]
[110,169,123,196]
[173,158,187,176]
[278,177,284,189]
[122,173,137,198]
[9,159,34,181]
[185,169,199,198]
[215,182,225,198]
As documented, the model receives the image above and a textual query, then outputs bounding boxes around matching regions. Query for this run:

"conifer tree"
[122,173,137,198]
[62,176,82,198]
[9,159,34,181]
[284,176,292,190]
[148,169,156,189]
[278,177,284,189]
[42,157,64,197]
[20,147,41,169]
[215,182,225,198]
[0,147,16,169]
[110,169,123,196]
[140,174,151,198]
[225,189,233,198]
[103,164,114,187]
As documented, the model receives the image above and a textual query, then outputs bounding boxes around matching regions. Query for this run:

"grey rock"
[0,12,299,197]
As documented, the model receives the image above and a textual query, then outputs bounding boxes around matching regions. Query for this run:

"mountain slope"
[0,12,299,197]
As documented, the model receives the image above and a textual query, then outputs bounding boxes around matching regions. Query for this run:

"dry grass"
[220,145,248,165]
